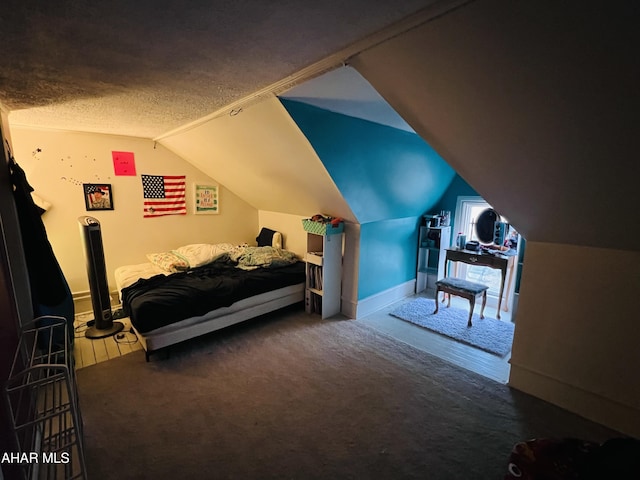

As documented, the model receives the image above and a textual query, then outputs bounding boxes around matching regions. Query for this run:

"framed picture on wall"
[194,184,219,214]
[83,183,114,211]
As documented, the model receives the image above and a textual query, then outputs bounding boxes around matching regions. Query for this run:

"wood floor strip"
[74,313,141,370]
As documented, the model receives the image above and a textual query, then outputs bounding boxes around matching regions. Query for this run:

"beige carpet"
[76,305,619,479]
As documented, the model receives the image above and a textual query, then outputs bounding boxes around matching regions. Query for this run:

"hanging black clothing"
[8,158,68,306]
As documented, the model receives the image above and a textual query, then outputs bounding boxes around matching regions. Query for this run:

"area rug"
[390,297,514,356]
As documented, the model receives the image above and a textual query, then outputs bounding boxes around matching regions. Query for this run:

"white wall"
[157,96,357,223]
[340,222,360,319]
[510,242,640,436]
[9,126,258,294]
[258,210,359,319]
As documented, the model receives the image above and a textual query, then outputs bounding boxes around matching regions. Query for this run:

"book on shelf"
[308,264,323,290]
[305,290,322,314]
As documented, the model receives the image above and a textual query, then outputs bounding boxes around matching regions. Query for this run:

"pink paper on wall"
[112,151,137,176]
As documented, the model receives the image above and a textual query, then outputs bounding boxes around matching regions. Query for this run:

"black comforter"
[121,258,305,334]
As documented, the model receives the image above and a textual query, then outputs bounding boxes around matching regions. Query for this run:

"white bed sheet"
[115,262,167,296]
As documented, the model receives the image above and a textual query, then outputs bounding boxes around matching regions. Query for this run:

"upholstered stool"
[434,277,488,326]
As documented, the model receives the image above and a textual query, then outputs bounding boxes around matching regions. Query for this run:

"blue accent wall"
[358,218,421,299]
[281,99,455,224]
[433,174,479,213]
[282,99,457,300]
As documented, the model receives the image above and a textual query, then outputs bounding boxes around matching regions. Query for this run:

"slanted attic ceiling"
[5,0,637,253]
[1,0,443,139]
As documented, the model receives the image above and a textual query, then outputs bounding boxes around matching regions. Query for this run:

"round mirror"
[475,208,499,244]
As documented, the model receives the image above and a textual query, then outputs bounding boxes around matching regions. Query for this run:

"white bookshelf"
[305,231,343,318]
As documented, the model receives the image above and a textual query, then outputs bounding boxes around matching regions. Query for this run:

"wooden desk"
[444,249,515,319]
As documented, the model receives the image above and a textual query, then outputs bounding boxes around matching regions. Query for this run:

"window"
[453,197,502,295]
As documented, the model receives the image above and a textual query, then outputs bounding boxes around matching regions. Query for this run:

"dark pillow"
[256,228,277,247]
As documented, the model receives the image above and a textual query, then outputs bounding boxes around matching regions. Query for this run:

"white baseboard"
[72,290,121,315]
[341,298,358,319]
[350,280,416,319]
[509,363,640,438]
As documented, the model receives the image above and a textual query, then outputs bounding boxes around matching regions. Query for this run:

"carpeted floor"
[390,297,514,357]
[76,305,619,480]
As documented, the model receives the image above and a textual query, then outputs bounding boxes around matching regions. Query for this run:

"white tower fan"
[78,216,124,339]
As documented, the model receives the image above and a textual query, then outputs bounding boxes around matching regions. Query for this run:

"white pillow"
[173,243,235,268]
[146,251,190,273]
[272,232,283,249]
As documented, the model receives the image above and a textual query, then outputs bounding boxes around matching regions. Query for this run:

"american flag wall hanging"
[141,174,187,217]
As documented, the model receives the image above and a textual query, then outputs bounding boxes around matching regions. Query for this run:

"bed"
[115,235,306,360]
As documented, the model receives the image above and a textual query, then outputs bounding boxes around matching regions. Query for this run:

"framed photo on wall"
[194,184,219,214]
[83,183,114,211]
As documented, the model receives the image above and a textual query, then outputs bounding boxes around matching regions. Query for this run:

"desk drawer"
[446,249,505,268]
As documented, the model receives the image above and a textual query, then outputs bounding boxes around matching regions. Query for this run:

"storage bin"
[302,219,344,235]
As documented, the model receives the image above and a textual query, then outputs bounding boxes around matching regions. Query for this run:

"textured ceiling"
[1,0,440,139]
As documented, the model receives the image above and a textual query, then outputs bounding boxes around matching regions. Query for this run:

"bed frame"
[131,283,305,361]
